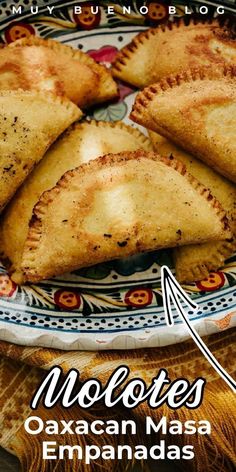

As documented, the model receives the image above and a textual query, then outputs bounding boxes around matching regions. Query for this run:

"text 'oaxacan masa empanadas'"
[112,18,236,88]
[0,121,152,284]
[149,132,236,283]
[0,36,118,108]
[21,150,231,283]
[131,65,236,183]
[0,90,81,213]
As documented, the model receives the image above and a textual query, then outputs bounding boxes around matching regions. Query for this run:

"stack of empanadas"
[0,35,119,213]
[115,17,236,283]
[0,18,235,285]
[21,151,230,283]
[0,121,153,283]
[130,64,236,281]
[149,132,236,282]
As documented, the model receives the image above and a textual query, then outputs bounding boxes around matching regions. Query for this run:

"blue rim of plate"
[0,0,235,350]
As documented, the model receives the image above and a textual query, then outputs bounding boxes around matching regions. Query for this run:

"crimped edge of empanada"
[72,119,153,149]
[0,120,152,280]
[8,36,118,102]
[0,87,82,114]
[175,237,236,283]
[22,150,230,281]
[130,64,236,127]
[112,16,236,79]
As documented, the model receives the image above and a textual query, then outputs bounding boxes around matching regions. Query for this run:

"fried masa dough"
[0,90,81,213]
[112,18,236,88]
[21,150,231,283]
[0,122,153,284]
[149,131,236,283]
[131,65,236,183]
[0,36,118,108]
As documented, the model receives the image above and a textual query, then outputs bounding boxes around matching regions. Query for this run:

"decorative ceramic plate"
[0,0,235,350]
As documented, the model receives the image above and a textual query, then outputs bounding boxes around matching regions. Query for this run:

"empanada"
[0,36,118,108]
[0,121,152,284]
[131,65,236,182]
[0,90,81,213]
[112,18,236,87]
[149,131,236,282]
[21,150,231,283]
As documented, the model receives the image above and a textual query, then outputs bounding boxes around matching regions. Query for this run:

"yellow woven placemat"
[0,329,235,472]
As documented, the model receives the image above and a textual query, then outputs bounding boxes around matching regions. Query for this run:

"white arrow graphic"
[161,265,236,393]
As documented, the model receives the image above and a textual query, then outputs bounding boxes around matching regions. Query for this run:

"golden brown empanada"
[112,18,236,88]
[149,131,236,282]
[21,150,231,283]
[0,36,118,108]
[0,90,80,213]
[131,65,236,183]
[0,121,152,284]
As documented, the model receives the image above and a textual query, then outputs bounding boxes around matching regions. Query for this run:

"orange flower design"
[207,312,236,330]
